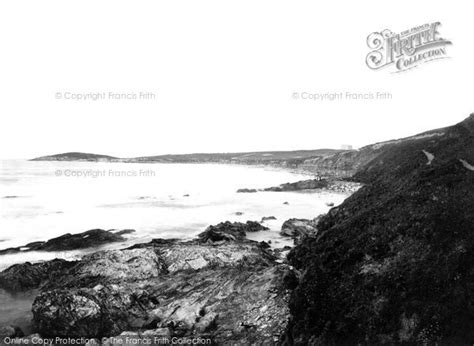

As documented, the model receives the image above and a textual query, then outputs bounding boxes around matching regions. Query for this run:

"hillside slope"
[31,149,343,167]
[31,152,117,161]
[298,127,449,177]
[287,114,474,344]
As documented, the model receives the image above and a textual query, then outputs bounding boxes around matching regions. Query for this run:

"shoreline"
[0,221,307,342]
[0,160,359,263]
[2,114,472,342]
[0,159,359,342]
[0,179,357,262]
[0,177,356,340]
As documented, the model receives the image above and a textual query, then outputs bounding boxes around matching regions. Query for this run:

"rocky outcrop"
[263,178,328,192]
[236,179,330,194]
[197,221,268,243]
[280,218,319,240]
[0,325,24,338]
[286,114,474,344]
[0,259,74,292]
[0,229,135,255]
[238,180,360,195]
[236,188,257,193]
[19,221,291,343]
[261,216,277,222]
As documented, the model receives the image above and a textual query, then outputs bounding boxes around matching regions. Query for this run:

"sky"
[0,0,472,159]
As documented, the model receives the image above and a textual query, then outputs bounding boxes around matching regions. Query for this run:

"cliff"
[286,114,474,344]
[31,131,456,179]
[30,149,345,170]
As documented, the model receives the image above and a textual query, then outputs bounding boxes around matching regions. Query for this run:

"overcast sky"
[0,0,472,159]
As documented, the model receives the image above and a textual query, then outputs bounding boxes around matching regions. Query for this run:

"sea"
[0,160,351,331]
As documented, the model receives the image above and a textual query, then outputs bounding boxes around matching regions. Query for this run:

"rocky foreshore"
[279,218,319,242]
[237,178,360,194]
[0,221,296,344]
[0,229,135,255]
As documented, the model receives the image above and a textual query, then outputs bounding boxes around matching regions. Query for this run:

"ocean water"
[0,288,37,334]
[0,160,350,269]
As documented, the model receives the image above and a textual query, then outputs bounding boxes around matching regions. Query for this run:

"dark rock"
[235,211,244,216]
[33,291,103,337]
[325,202,335,207]
[129,238,179,249]
[0,259,75,292]
[197,221,268,243]
[280,218,318,239]
[283,202,289,205]
[0,229,135,255]
[282,268,299,290]
[286,114,474,344]
[263,178,328,192]
[236,188,258,193]
[0,325,24,337]
[261,216,277,222]
[243,221,269,233]
[112,229,135,236]
[273,246,293,260]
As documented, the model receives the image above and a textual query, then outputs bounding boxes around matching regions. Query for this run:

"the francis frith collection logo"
[366,22,451,72]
